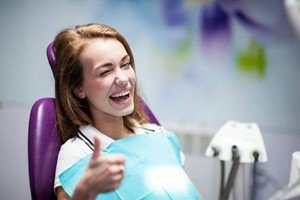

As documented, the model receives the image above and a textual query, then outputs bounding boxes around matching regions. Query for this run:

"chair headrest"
[46,43,56,76]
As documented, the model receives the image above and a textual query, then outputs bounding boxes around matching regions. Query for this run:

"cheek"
[129,70,137,85]
[83,79,112,97]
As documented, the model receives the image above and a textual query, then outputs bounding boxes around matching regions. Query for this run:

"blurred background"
[0,0,300,199]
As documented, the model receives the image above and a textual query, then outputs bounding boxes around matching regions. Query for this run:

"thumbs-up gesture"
[73,135,125,199]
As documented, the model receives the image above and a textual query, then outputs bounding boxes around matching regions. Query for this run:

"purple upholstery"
[137,98,160,125]
[28,98,60,200]
[28,43,160,200]
[46,43,56,76]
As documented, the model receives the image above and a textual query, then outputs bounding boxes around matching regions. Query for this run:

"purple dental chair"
[28,43,160,200]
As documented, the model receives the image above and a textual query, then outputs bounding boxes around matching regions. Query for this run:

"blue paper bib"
[59,131,201,200]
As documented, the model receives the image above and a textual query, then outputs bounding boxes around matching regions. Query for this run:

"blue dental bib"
[59,131,201,200]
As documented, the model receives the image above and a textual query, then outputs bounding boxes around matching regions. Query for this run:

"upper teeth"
[111,91,130,98]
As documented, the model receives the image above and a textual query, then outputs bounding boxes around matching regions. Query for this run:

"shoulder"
[140,124,186,165]
[134,123,168,134]
[57,137,92,166]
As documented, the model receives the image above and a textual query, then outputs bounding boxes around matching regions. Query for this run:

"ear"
[73,87,86,99]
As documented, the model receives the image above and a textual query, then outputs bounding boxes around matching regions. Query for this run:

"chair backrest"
[28,43,160,200]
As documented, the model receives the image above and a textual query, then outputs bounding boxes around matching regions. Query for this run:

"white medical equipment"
[284,0,300,39]
[268,151,300,200]
[206,120,268,200]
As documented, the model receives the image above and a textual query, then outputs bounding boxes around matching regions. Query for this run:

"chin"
[114,105,134,117]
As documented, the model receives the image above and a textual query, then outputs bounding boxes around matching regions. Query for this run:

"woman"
[53,23,201,200]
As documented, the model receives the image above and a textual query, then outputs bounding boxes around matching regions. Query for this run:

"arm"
[57,136,125,200]
[56,184,97,200]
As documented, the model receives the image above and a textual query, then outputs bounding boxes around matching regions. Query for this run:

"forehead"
[80,38,128,65]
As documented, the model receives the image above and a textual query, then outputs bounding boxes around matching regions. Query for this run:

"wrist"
[73,175,97,200]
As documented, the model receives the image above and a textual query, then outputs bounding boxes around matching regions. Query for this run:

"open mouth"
[109,90,130,103]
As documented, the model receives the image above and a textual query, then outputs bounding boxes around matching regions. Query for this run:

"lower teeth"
[111,94,129,102]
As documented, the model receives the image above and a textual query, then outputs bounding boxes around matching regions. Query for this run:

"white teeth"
[111,91,130,98]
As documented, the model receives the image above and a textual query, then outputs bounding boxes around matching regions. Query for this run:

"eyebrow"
[121,55,130,62]
[96,55,130,69]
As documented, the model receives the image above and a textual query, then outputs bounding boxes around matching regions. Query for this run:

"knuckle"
[107,166,116,174]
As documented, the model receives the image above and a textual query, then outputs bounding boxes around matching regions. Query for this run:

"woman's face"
[76,38,136,120]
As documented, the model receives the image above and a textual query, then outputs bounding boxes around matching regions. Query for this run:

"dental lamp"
[284,0,300,39]
[205,120,267,200]
[268,151,300,200]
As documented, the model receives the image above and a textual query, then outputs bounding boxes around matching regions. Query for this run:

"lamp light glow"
[145,166,189,192]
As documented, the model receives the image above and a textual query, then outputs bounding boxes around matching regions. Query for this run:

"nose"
[115,69,129,85]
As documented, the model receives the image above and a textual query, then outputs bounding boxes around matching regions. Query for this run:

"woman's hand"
[72,136,126,200]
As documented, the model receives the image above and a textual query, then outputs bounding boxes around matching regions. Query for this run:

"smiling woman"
[54,24,146,143]
[53,23,201,200]
[77,38,136,121]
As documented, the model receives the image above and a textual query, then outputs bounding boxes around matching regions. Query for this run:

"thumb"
[92,135,101,159]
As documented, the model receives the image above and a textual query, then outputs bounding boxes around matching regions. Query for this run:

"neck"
[92,113,132,140]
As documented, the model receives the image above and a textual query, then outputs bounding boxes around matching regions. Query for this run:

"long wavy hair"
[54,23,148,142]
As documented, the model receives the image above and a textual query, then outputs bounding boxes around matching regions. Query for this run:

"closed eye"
[99,70,110,77]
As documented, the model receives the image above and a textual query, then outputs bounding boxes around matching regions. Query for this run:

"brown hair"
[54,23,148,142]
